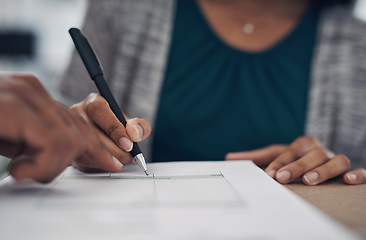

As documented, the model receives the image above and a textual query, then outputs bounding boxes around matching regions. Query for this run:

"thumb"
[126,118,152,142]
[225,145,288,167]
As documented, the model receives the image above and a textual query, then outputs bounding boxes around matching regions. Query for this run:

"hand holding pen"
[68,28,151,174]
[70,94,151,173]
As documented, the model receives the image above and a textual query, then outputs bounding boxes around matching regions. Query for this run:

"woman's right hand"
[70,93,152,172]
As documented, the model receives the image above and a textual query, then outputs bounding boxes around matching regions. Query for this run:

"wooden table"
[286,178,366,239]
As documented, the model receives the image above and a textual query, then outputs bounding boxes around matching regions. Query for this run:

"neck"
[206,0,309,18]
[197,0,311,51]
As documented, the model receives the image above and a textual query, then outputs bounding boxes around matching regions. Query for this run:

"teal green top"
[152,0,320,162]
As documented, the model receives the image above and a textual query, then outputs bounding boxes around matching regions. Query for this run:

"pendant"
[243,23,254,34]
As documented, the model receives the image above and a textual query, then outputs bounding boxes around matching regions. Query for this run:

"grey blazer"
[60,0,366,167]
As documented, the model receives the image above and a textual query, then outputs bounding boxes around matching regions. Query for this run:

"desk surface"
[286,178,366,239]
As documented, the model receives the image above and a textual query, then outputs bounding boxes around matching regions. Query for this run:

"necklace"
[243,23,254,34]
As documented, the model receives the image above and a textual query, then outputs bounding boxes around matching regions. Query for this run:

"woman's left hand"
[225,136,366,185]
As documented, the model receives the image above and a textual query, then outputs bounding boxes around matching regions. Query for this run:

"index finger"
[84,93,133,152]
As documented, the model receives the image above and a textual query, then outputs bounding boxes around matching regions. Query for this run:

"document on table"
[0,161,359,240]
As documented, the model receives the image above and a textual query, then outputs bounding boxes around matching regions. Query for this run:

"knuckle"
[268,160,284,170]
[291,160,306,174]
[13,74,42,91]
[2,93,20,107]
[335,154,350,169]
[295,136,305,141]
[271,144,287,149]
[7,79,28,93]
[312,147,328,158]
[70,102,83,112]
[23,75,41,87]
[360,169,366,181]
[294,136,308,143]
[307,136,318,143]
[84,94,107,115]
[287,147,302,158]
[86,92,100,100]
[292,136,322,155]
[84,101,98,116]
[70,109,87,124]
[289,139,303,152]
[298,136,317,146]
[86,93,103,105]
[105,123,122,137]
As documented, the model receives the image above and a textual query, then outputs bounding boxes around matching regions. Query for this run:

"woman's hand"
[70,93,151,170]
[225,136,366,185]
[0,75,118,183]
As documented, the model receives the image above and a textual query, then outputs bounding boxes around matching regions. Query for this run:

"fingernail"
[304,172,319,185]
[112,156,123,167]
[133,124,143,141]
[266,170,276,178]
[118,137,133,152]
[276,170,291,183]
[347,173,357,183]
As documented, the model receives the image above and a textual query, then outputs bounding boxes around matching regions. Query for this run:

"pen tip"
[145,171,149,176]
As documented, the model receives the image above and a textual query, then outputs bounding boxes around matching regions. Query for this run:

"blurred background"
[0,0,366,99]
[0,0,366,174]
[0,0,88,101]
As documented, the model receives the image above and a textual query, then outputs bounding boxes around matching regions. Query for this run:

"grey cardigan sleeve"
[58,0,123,106]
[306,6,366,168]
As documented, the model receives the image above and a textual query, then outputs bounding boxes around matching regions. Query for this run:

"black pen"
[69,27,148,176]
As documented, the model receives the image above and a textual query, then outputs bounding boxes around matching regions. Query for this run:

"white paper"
[0,161,359,240]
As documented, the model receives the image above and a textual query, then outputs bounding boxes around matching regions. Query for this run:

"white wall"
[354,0,366,21]
[0,0,88,98]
